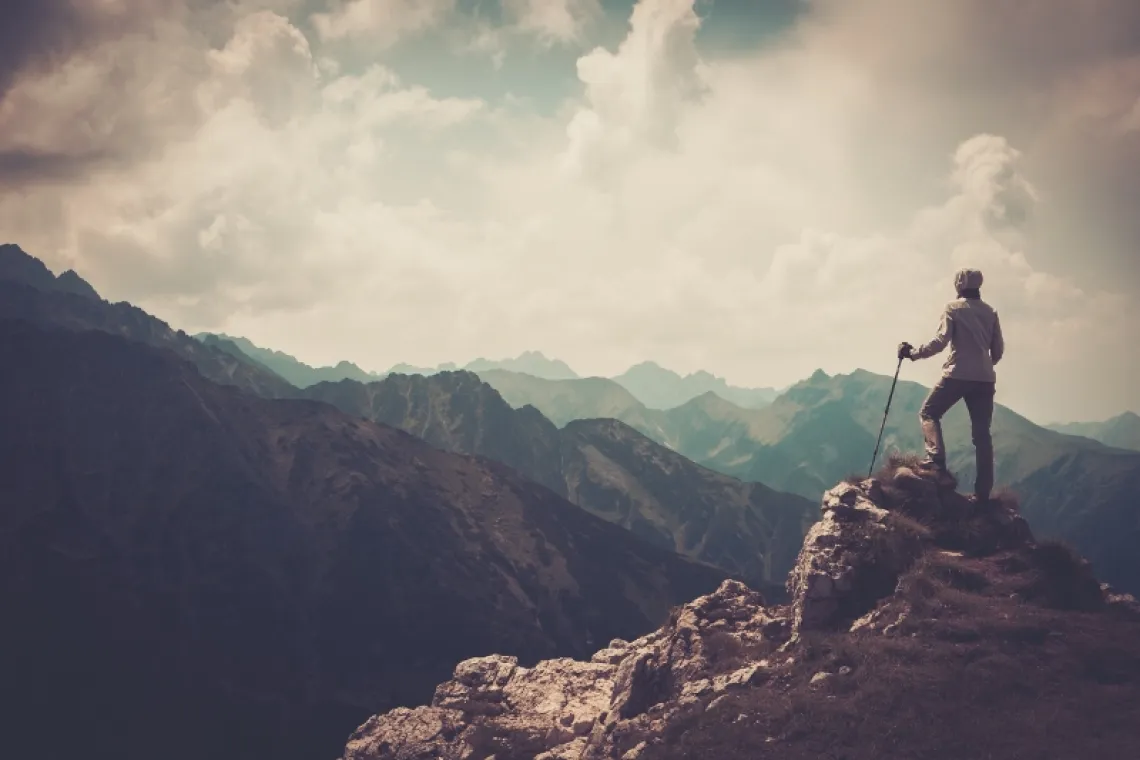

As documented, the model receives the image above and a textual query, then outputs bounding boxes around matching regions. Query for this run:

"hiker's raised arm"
[991,311,1005,365]
[911,308,952,360]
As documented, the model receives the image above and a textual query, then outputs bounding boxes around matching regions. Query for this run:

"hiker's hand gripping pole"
[868,354,905,479]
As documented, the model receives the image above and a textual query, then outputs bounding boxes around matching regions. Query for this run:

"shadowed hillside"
[0,321,727,760]
[303,373,815,591]
[0,244,294,399]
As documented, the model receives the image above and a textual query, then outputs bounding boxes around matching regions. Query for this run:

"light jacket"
[913,296,1005,382]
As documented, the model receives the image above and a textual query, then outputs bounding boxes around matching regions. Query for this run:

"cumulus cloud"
[1,0,1138,422]
[562,0,704,177]
[0,5,485,322]
[501,0,603,46]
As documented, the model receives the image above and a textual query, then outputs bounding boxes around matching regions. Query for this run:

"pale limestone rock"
[342,470,1045,760]
[341,578,788,760]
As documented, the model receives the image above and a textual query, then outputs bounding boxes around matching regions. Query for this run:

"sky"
[1,0,1138,424]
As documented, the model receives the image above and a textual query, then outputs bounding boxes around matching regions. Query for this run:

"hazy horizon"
[190,329,1134,426]
[3,0,1139,423]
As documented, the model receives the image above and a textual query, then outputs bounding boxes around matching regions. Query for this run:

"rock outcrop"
[342,458,1140,760]
[343,580,787,760]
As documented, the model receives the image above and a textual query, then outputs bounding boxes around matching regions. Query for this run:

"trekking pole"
[868,354,905,478]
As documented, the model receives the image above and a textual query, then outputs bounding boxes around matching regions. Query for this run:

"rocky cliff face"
[341,456,1140,760]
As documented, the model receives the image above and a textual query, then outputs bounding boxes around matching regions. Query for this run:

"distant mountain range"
[473,369,649,426]
[388,350,580,380]
[612,361,779,409]
[193,332,777,409]
[196,332,379,387]
[302,372,815,591]
[1048,412,1140,452]
[470,367,1140,594]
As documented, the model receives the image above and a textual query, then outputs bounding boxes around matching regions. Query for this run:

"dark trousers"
[919,377,996,499]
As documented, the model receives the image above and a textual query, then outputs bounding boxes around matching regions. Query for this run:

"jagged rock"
[343,655,618,760]
[342,579,787,760]
[342,468,1140,760]
[787,481,923,634]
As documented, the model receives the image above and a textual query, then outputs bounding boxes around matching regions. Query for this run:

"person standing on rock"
[898,268,1005,503]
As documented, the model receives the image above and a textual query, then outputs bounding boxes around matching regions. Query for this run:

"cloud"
[1,0,1138,422]
[310,0,456,44]
[0,2,209,186]
[459,21,509,70]
[501,0,603,46]
[0,0,127,97]
[562,0,705,177]
[452,0,602,70]
[1,7,485,322]
[949,135,1039,234]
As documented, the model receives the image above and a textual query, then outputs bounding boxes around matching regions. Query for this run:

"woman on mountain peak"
[899,268,1005,503]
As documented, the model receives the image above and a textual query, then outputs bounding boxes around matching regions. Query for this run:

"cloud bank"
[1,0,1137,422]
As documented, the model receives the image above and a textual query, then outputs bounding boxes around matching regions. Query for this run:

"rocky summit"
[341,456,1140,760]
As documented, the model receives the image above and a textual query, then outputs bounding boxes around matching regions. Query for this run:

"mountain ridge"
[204,329,783,410]
[0,244,296,399]
[1048,411,1140,452]
[0,319,728,760]
[613,360,778,410]
[302,371,815,591]
[196,332,379,388]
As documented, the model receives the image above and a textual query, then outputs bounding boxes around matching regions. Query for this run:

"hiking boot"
[916,457,948,474]
[916,458,956,486]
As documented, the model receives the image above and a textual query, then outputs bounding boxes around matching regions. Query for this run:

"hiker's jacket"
[913,297,1005,383]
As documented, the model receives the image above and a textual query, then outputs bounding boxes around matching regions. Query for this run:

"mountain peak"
[613,362,777,410]
[625,360,674,374]
[678,389,742,415]
[1047,410,1140,452]
[342,461,1140,760]
[463,352,579,380]
[0,243,100,300]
